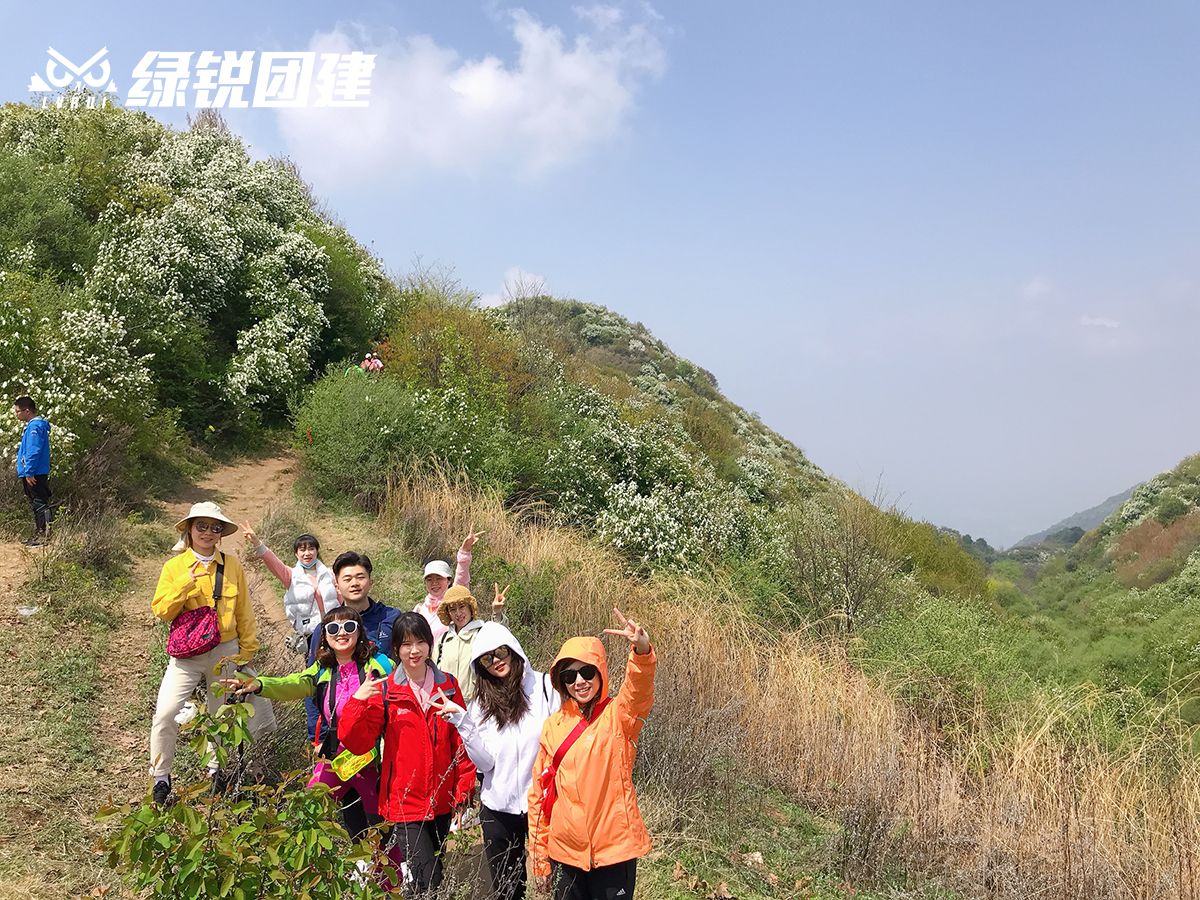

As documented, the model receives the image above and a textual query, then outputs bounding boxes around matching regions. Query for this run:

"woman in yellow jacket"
[528,608,656,900]
[148,502,276,805]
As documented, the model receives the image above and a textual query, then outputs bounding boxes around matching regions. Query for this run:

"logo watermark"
[27,46,376,109]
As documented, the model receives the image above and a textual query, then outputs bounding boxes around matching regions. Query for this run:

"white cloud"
[276,6,666,184]
[480,266,548,307]
[1080,315,1120,328]
[1022,277,1051,300]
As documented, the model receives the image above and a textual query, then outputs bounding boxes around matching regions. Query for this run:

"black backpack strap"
[212,560,225,608]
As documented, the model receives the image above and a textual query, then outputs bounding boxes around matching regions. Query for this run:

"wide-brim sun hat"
[174,501,238,536]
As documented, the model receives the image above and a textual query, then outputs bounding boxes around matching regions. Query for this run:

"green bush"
[293,369,439,504]
[97,704,383,900]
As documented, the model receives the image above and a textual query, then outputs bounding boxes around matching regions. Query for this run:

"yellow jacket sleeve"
[151,555,203,622]
[228,557,258,665]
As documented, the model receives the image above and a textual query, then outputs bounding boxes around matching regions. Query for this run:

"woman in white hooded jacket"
[439,621,560,900]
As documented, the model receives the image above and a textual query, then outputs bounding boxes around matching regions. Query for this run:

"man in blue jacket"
[304,550,399,739]
[13,397,52,545]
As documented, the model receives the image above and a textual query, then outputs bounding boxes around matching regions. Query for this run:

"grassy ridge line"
[382,467,1200,899]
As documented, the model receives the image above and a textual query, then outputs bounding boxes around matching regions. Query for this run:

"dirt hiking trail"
[0,454,325,900]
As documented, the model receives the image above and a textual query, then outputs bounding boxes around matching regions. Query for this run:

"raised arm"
[604,607,655,740]
[241,522,293,588]
[455,524,485,588]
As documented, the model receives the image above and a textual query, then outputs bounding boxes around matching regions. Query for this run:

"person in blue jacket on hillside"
[12,396,52,545]
[303,551,400,739]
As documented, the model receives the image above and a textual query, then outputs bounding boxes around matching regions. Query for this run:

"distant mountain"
[1014,485,1139,548]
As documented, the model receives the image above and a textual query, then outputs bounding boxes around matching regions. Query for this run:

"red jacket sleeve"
[339,692,385,755]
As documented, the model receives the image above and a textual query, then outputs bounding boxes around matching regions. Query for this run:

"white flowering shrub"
[0,101,397,457]
[595,481,689,571]
[0,280,154,472]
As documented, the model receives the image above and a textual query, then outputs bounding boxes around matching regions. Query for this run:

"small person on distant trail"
[435,621,561,900]
[303,551,401,741]
[220,605,395,870]
[12,396,52,545]
[240,525,339,650]
[414,524,484,643]
[528,608,656,900]
[434,582,509,704]
[148,502,277,806]
[339,612,477,898]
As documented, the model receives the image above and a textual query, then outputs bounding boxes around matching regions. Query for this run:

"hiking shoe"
[152,778,172,806]
[23,535,43,547]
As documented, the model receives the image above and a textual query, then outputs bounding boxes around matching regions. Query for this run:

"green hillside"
[991,455,1200,709]
[0,96,395,509]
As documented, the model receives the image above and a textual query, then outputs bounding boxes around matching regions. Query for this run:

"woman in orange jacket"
[528,607,656,900]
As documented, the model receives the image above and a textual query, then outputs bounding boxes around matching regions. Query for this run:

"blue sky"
[4,1,1200,546]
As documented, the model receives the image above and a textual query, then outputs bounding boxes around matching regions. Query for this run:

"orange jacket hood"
[550,636,609,707]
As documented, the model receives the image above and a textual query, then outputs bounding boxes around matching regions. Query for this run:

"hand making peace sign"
[493,582,510,610]
[352,670,385,702]
[460,523,486,553]
[603,607,651,655]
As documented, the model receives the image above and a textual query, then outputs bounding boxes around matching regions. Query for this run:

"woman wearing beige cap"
[147,501,276,805]
[434,583,509,703]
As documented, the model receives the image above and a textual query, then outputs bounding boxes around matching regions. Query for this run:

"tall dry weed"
[380,468,1200,900]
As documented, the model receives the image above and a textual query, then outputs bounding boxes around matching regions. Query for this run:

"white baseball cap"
[423,560,452,579]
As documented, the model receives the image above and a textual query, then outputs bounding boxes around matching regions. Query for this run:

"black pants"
[340,787,377,843]
[21,474,51,535]
[552,859,637,900]
[392,813,453,897]
[481,807,528,900]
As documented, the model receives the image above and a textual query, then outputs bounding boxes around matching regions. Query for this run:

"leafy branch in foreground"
[95,703,392,899]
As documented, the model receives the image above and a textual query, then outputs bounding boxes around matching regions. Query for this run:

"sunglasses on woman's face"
[559,663,599,686]
[325,620,359,637]
[193,521,223,533]
[478,646,512,669]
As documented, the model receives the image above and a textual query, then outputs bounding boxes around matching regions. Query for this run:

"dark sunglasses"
[559,664,599,687]
[192,521,224,533]
[478,646,512,669]
[325,620,359,637]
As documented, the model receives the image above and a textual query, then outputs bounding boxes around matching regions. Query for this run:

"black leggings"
[481,807,528,900]
[339,787,379,843]
[391,813,453,897]
[552,859,637,900]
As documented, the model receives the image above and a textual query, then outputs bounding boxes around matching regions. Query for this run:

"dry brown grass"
[381,467,1200,900]
[1114,512,1200,588]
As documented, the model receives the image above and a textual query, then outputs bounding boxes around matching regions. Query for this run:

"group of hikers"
[149,501,657,900]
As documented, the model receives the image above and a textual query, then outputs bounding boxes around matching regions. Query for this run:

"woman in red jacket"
[339,612,475,896]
